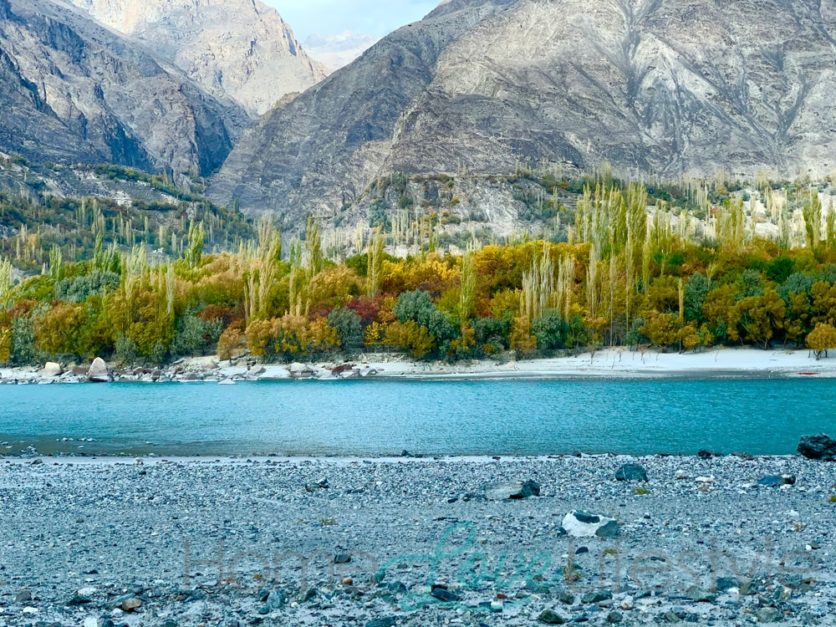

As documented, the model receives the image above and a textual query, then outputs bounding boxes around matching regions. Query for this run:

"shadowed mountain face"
[0,0,247,176]
[67,0,328,117]
[210,0,836,221]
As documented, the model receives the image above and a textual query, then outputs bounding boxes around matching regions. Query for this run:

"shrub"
[217,327,243,361]
[114,334,138,365]
[11,316,38,365]
[172,315,223,357]
[54,271,119,303]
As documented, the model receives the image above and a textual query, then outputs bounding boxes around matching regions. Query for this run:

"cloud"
[304,31,379,71]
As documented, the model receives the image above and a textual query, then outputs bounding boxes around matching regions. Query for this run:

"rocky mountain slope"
[0,0,247,176]
[210,0,836,223]
[68,0,328,116]
[209,0,517,220]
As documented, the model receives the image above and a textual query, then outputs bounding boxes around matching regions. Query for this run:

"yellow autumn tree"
[807,323,836,360]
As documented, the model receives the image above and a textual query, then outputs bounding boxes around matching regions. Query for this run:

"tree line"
[1,181,836,366]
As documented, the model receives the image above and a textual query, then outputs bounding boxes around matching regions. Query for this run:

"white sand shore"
[2,347,834,383]
[354,348,836,380]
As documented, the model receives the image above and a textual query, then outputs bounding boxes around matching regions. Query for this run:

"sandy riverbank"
[1,348,835,384]
[0,455,833,625]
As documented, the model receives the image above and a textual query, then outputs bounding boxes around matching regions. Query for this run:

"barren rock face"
[68,0,328,116]
[0,0,246,175]
[210,0,836,222]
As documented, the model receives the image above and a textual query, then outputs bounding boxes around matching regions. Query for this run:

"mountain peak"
[67,0,328,116]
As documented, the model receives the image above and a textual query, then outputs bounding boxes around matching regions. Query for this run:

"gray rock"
[685,586,716,602]
[581,590,612,604]
[486,479,540,500]
[797,434,836,461]
[607,611,623,624]
[756,607,783,623]
[430,584,460,602]
[14,589,32,604]
[366,618,397,627]
[716,576,740,592]
[757,475,796,487]
[41,362,63,378]
[258,589,286,614]
[334,552,352,564]
[88,358,111,383]
[615,463,648,482]
[561,511,621,538]
[537,609,567,624]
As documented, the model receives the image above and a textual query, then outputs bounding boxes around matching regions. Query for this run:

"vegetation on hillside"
[1,176,835,367]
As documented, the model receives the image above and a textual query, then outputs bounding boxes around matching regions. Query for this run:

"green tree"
[394,290,456,345]
[684,273,710,322]
[532,312,567,352]
[11,316,38,366]
[327,307,363,350]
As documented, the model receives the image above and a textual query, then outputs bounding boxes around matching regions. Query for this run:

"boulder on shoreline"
[87,358,111,383]
[797,434,836,461]
[41,362,63,378]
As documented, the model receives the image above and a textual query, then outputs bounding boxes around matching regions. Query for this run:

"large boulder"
[486,480,541,501]
[797,434,836,461]
[41,362,63,378]
[615,463,648,482]
[88,358,111,383]
[561,511,621,539]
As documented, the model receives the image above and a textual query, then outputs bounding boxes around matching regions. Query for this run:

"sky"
[267,0,439,69]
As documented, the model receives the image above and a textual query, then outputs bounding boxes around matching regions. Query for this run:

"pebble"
[0,455,833,625]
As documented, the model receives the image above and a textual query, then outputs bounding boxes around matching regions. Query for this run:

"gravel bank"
[0,456,834,626]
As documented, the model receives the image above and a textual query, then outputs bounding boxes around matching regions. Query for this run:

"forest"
[1,175,836,367]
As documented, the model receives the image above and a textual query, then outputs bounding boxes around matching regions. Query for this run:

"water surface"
[1,379,833,456]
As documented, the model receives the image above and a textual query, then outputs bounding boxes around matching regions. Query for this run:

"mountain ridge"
[209,0,836,224]
[0,0,247,176]
[66,0,328,116]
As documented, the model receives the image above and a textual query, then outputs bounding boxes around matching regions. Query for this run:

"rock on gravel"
[538,608,567,624]
[758,474,796,487]
[486,479,541,500]
[797,434,836,461]
[615,463,648,482]
[561,510,621,538]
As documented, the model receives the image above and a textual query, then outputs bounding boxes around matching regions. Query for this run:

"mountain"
[67,0,328,116]
[209,0,517,218]
[210,0,836,223]
[0,0,247,176]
